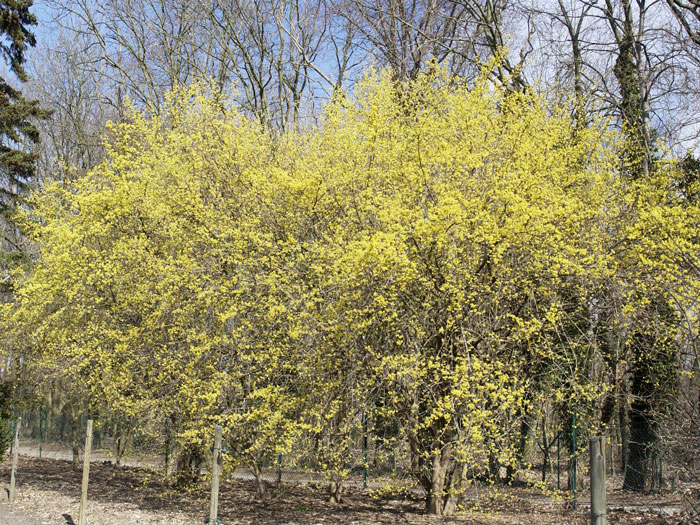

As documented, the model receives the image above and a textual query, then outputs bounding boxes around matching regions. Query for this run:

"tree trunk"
[71,419,80,471]
[427,453,447,516]
[488,450,500,484]
[507,417,530,483]
[559,415,575,491]
[623,405,652,489]
[328,477,343,503]
[253,463,266,500]
[442,461,464,516]
[115,429,129,467]
[175,444,204,485]
[59,410,67,442]
[425,443,453,516]
[623,397,654,490]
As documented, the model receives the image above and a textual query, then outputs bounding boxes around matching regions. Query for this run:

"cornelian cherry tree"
[3,69,697,514]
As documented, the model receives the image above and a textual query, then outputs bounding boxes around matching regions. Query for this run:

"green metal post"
[572,411,577,510]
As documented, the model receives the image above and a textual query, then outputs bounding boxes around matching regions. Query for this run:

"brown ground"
[0,455,690,524]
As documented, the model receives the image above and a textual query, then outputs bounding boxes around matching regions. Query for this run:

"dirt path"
[0,502,43,525]
[17,442,160,470]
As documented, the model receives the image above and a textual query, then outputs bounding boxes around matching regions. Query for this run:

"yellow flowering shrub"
[2,69,697,514]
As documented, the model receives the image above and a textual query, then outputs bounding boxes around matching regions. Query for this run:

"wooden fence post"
[9,417,21,502]
[590,435,607,525]
[78,419,93,525]
[209,425,223,524]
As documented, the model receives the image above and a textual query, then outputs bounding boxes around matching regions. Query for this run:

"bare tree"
[335,0,534,88]
[45,0,222,113]
[204,0,344,130]
[530,1,595,126]
[44,0,350,131]
[27,30,116,182]
[335,0,473,80]
[663,0,700,144]
[666,0,700,45]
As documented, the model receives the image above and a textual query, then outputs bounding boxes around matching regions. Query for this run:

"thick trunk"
[609,0,650,179]
[425,443,453,516]
[560,415,574,492]
[328,478,343,503]
[176,444,204,485]
[407,431,432,501]
[426,453,447,516]
[253,463,266,500]
[623,397,654,490]
[442,461,464,516]
[622,295,677,490]
[507,417,529,483]
[488,450,500,483]
[600,391,616,428]
[623,333,660,491]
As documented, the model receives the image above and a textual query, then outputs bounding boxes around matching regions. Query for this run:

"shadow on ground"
[0,455,681,524]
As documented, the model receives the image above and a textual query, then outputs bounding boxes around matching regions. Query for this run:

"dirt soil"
[0,503,42,525]
[0,455,691,524]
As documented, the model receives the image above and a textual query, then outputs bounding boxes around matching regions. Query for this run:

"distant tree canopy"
[3,69,698,514]
[0,0,48,216]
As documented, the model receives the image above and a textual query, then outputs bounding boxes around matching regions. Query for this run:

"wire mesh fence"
[8,409,419,491]
[5,408,682,512]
